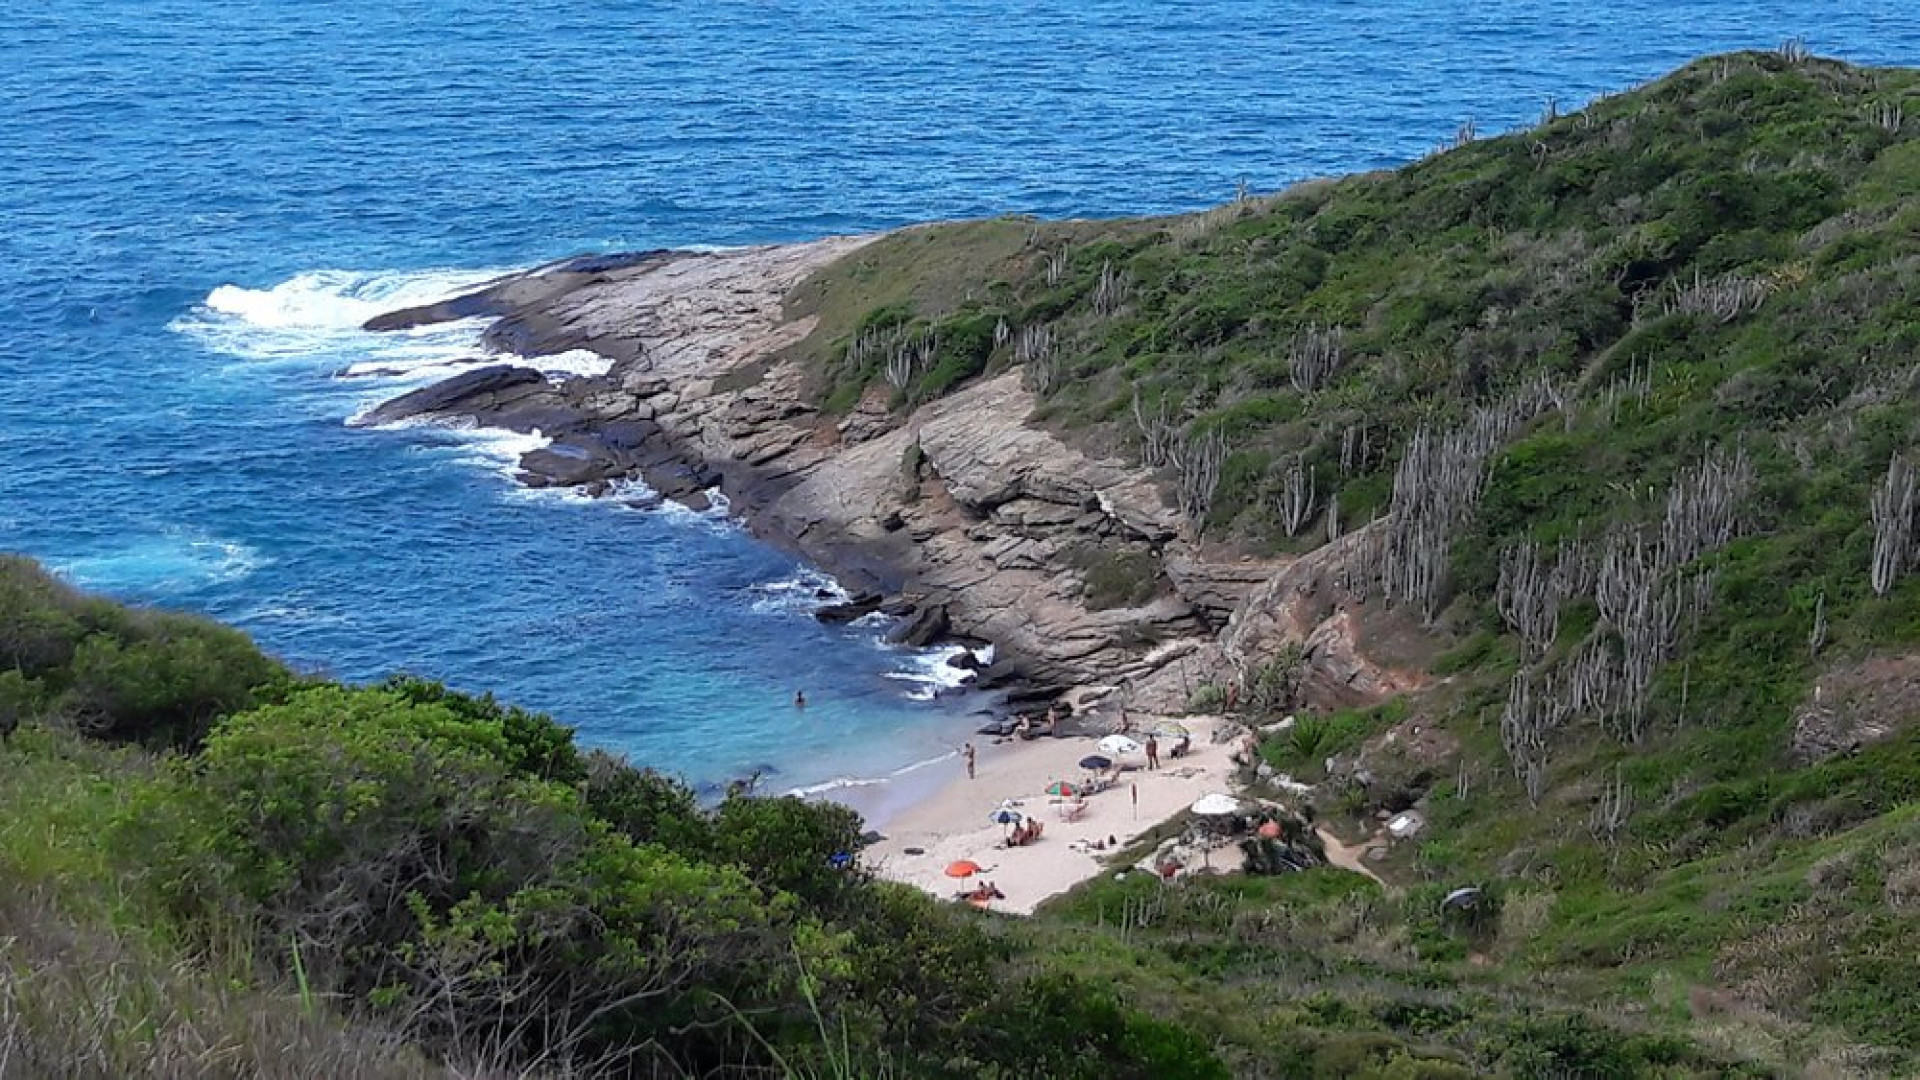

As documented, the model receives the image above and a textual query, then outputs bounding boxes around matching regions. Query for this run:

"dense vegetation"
[0,556,1224,1078]
[0,554,1781,1077]
[9,50,1920,1078]
[783,49,1920,1074]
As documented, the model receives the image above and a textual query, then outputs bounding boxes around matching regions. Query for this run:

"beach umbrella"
[944,860,982,879]
[1044,781,1076,797]
[1098,734,1143,757]
[1257,820,1284,840]
[1150,720,1190,738]
[1078,754,1113,771]
[989,807,1024,825]
[1189,793,1242,817]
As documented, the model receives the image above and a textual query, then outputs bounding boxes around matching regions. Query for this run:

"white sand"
[863,715,1243,914]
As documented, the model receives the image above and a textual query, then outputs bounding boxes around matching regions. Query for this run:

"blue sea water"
[3,1,1916,801]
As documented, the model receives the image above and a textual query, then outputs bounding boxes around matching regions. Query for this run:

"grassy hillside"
[786,48,1920,1073]
[3,554,1789,1077]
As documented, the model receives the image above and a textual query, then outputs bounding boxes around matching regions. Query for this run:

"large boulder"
[888,603,950,647]
[351,365,549,428]
[814,593,885,624]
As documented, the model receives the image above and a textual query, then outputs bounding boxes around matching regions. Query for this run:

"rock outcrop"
[350,365,553,430]
[357,236,1418,706]
[1790,653,1920,763]
[1219,523,1433,711]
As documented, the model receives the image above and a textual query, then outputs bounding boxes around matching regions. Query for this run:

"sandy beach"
[862,714,1243,914]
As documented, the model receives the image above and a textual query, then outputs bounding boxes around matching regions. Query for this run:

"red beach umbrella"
[1258,820,1283,839]
[945,860,983,879]
[1045,781,1077,797]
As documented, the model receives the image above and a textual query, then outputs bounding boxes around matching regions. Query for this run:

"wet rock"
[815,593,885,623]
[887,603,950,647]
[518,444,622,488]
[351,365,548,428]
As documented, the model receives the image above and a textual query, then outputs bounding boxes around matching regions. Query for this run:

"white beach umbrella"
[1189,793,1242,817]
[1098,734,1143,757]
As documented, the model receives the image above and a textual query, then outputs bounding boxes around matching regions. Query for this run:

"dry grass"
[1493,888,1555,958]
[1883,839,1920,913]
[0,880,443,1079]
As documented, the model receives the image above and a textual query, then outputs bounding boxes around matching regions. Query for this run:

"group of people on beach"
[1004,817,1044,847]
[962,880,1005,908]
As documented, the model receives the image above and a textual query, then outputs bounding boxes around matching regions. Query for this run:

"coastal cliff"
[360,237,1410,713]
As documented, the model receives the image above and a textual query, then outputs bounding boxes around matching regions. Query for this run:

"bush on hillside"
[0,556,284,747]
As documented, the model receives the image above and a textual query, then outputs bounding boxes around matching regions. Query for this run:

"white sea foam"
[781,748,957,799]
[749,568,849,615]
[173,264,728,529]
[505,474,662,509]
[176,268,503,364]
[653,487,742,534]
[882,643,982,701]
[337,351,492,382]
[783,775,891,798]
[49,532,267,595]
[176,267,605,388]
[438,427,554,479]
[510,348,614,379]
[201,268,499,331]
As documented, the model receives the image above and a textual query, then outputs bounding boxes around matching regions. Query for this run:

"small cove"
[3,0,1915,796]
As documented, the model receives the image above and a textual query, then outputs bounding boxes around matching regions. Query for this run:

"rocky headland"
[356,235,1421,721]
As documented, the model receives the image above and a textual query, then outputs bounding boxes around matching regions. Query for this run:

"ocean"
[2,0,1915,801]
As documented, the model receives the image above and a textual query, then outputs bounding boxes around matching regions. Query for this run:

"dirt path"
[1316,826,1387,886]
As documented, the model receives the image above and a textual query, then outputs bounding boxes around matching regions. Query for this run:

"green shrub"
[0,556,284,748]
[580,749,714,853]
[957,974,1230,1080]
[711,794,868,910]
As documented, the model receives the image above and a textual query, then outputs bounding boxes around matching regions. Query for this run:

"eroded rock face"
[1791,653,1920,762]
[760,373,1233,685]
[354,239,1318,697]
[1219,523,1431,712]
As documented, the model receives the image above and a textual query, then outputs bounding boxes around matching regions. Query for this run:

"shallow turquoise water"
[2,1,1914,795]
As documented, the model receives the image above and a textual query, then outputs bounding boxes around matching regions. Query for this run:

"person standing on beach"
[963,742,976,779]
[1145,734,1160,770]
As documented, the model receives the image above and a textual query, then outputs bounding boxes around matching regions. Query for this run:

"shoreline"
[861,714,1243,914]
